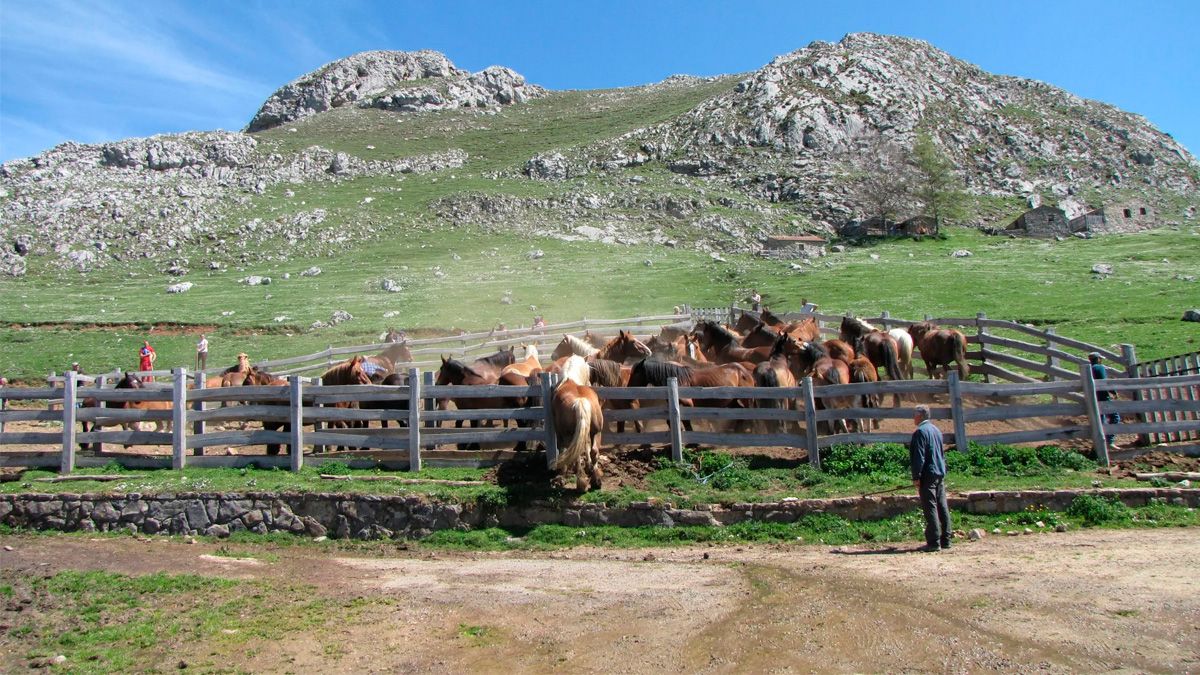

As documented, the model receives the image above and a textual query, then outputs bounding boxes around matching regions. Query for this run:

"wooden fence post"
[1045,327,1059,403]
[976,312,989,383]
[407,368,422,472]
[879,310,891,332]
[1121,344,1148,447]
[311,377,325,454]
[60,371,77,474]
[192,371,206,455]
[1079,362,1110,467]
[422,370,436,450]
[802,377,820,469]
[542,372,559,469]
[667,377,684,463]
[172,368,188,470]
[947,371,968,451]
[289,375,304,472]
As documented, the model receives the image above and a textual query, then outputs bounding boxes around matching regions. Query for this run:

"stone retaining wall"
[1,488,1197,540]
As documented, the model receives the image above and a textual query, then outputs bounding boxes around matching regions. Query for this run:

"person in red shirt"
[139,340,157,381]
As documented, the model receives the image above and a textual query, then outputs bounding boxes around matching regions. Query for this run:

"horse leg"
[588,438,603,491]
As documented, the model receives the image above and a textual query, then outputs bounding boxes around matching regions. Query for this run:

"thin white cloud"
[1,0,268,99]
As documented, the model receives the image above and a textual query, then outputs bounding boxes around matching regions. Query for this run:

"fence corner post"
[1079,362,1110,467]
[1120,344,1148,447]
[802,377,820,469]
[542,372,559,469]
[60,370,77,474]
[407,368,422,472]
[947,371,967,451]
[667,377,684,463]
[172,367,188,470]
[289,375,304,472]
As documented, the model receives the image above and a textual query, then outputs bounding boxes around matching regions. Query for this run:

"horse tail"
[555,395,594,474]
[954,332,970,379]
[753,364,781,409]
[882,338,902,382]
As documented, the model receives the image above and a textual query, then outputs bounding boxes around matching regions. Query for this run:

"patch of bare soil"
[1106,450,1200,479]
[1,529,1197,672]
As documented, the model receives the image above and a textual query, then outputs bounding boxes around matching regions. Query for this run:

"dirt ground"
[2,529,1198,673]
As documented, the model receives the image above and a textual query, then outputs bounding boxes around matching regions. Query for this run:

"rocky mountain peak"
[246,50,544,132]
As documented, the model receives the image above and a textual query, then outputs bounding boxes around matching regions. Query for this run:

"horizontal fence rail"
[6,362,1200,474]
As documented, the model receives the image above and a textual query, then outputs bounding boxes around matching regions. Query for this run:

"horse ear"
[441,355,448,364]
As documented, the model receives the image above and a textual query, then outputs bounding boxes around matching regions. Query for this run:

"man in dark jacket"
[1089,352,1121,450]
[910,404,950,551]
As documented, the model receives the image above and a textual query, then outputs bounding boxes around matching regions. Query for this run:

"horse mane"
[440,359,482,380]
[634,358,694,386]
[698,320,740,348]
[803,340,829,360]
[564,334,599,356]
[587,358,624,387]
[322,356,364,384]
[770,333,790,359]
[476,348,516,369]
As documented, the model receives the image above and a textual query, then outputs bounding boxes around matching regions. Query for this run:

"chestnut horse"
[500,344,542,378]
[752,336,799,433]
[779,338,853,435]
[241,367,291,455]
[626,358,755,434]
[908,321,970,380]
[594,330,652,364]
[435,349,518,449]
[840,316,905,406]
[741,322,781,349]
[823,339,857,365]
[847,356,881,432]
[587,358,636,435]
[552,379,605,492]
[692,320,772,364]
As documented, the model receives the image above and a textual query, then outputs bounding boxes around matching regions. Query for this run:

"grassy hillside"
[1,226,1195,381]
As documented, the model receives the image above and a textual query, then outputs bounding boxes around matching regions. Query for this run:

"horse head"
[117,372,144,389]
[349,355,371,385]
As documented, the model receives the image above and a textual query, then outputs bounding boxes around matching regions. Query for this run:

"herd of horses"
[74,313,971,493]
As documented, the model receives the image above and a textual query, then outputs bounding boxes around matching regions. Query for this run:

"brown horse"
[359,372,410,430]
[78,371,143,449]
[587,358,637,435]
[627,358,754,434]
[823,339,857,365]
[847,356,881,432]
[656,324,690,342]
[500,344,542,378]
[692,320,772,364]
[582,330,609,349]
[365,332,414,381]
[319,356,372,450]
[241,367,291,455]
[552,379,605,492]
[780,338,854,435]
[782,316,821,343]
[435,349,518,449]
[908,321,970,380]
[594,330,652,364]
[741,322,781,349]
[752,336,799,434]
[734,310,761,334]
[840,316,905,406]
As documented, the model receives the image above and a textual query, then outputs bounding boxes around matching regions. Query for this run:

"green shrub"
[1067,494,1131,526]
[820,444,909,477]
[677,450,767,491]
[319,461,353,476]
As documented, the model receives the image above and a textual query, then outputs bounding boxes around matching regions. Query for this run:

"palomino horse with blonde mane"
[500,344,542,378]
[552,379,604,492]
[550,334,599,360]
[908,321,970,380]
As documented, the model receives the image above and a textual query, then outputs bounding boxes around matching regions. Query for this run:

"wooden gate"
[1136,351,1200,443]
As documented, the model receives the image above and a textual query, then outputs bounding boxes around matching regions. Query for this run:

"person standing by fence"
[910,404,951,552]
[1089,352,1121,450]
[196,334,209,372]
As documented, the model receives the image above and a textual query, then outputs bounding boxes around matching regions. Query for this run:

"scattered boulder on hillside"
[165,263,188,276]
[166,282,193,294]
[328,153,352,175]
[951,249,972,258]
[300,266,322,277]
[830,245,846,253]
[0,251,27,277]
[1091,263,1114,276]
[243,275,271,286]
[12,235,31,256]
[65,249,97,271]
[1183,309,1200,323]
[527,249,545,260]
[310,320,329,330]
[381,279,401,293]
[524,153,572,181]
[329,310,353,325]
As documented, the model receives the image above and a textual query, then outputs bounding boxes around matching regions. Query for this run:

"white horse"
[888,328,915,379]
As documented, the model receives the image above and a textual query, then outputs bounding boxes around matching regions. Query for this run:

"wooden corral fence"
[1135,351,1200,444]
[4,364,1200,474]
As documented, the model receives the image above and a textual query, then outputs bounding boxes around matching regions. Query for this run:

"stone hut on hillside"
[1105,201,1155,231]
[1007,205,1071,237]
[761,234,828,259]
[1067,208,1105,235]
[839,216,897,237]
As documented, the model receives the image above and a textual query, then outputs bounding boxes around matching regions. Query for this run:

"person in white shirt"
[196,334,209,372]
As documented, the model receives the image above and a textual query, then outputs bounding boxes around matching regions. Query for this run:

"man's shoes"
[1109,443,1124,451]
[940,542,952,550]
[918,544,940,553]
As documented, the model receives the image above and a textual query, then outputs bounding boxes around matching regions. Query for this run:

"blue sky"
[2,0,1198,163]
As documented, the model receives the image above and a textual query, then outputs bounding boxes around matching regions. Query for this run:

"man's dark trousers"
[919,476,951,548]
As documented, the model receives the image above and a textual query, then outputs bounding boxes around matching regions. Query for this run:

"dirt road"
[2,529,1197,673]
